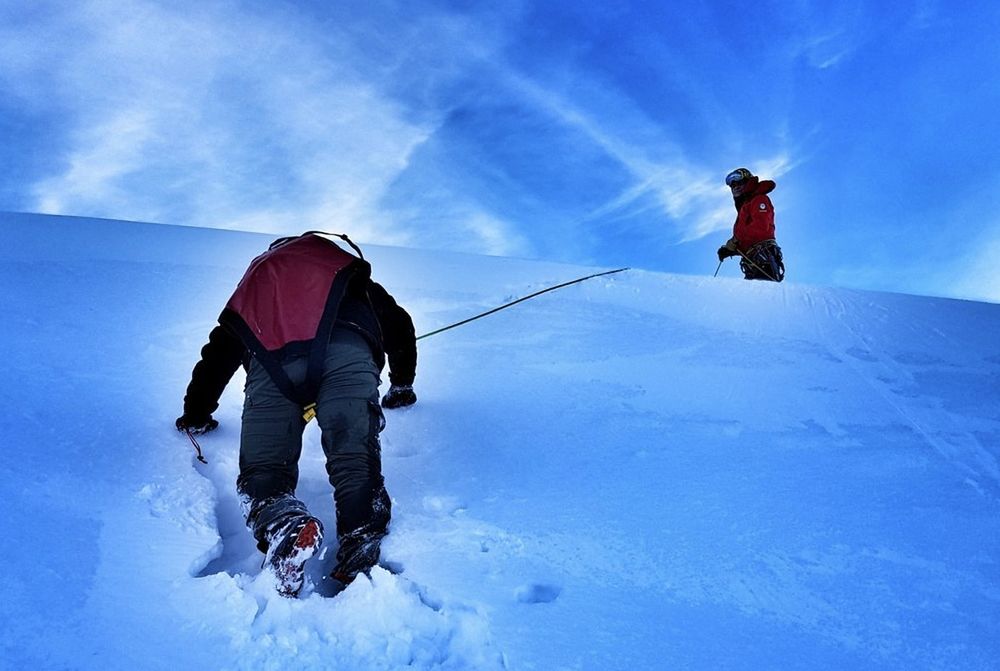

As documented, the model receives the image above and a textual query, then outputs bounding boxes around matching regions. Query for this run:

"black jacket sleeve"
[182,323,247,420]
[368,281,417,386]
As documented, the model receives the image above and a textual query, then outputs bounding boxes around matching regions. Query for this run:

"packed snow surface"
[1,213,998,670]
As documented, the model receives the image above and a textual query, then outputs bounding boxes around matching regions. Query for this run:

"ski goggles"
[725,168,753,186]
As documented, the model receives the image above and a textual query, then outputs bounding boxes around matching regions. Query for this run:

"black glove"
[717,239,739,262]
[381,384,416,409]
[176,415,219,434]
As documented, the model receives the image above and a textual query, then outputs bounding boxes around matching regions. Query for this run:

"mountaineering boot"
[264,516,324,597]
[327,519,389,588]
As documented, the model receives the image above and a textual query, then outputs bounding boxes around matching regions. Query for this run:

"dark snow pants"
[237,327,391,578]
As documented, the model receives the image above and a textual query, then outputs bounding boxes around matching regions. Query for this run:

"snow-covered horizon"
[2,212,998,670]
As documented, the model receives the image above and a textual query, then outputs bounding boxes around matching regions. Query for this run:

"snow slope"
[1,212,998,670]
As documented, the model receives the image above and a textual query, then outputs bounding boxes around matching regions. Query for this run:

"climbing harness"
[738,240,784,282]
[718,240,784,282]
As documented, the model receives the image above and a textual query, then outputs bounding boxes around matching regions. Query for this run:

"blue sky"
[2,0,999,301]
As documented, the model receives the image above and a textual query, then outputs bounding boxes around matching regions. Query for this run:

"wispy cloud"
[2,0,524,252]
[498,71,723,243]
[787,1,873,70]
[799,31,858,70]
[502,68,799,245]
[2,0,996,301]
[2,0,797,265]
[34,109,155,212]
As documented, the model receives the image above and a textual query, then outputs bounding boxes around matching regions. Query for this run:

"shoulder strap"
[295,231,365,260]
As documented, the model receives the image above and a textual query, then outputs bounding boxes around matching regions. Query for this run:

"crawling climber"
[176,232,417,596]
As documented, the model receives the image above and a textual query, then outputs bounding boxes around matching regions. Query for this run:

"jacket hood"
[734,178,776,210]
[755,179,776,195]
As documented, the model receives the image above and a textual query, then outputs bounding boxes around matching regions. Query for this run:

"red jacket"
[731,178,776,252]
[223,234,361,353]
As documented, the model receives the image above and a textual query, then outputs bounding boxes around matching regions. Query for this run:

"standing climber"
[717,167,785,281]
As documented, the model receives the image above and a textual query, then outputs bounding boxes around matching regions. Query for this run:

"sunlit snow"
[1,212,998,670]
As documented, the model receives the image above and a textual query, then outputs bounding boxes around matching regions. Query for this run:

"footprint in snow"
[422,495,466,516]
[515,583,562,604]
[845,346,878,362]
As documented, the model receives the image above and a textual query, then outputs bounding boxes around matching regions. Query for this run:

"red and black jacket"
[182,233,416,421]
[731,177,777,252]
